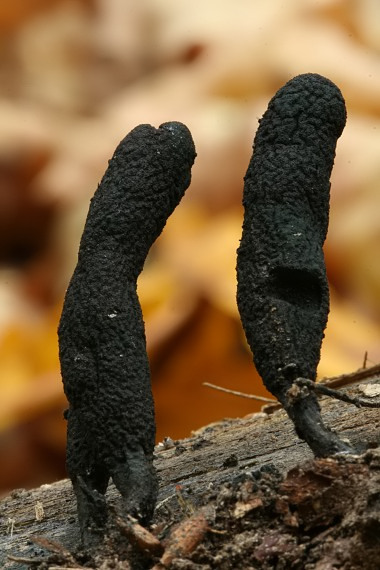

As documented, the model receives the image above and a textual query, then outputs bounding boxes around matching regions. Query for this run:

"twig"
[7,536,82,567]
[6,518,15,537]
[203,382,276,403]
[295,378,380,408]
[31,535,75,559]
[7,555,46,564]
[155,492,177,512]
[114,513,163,556]
[49,566,93,570]
[204,363,380,415]
[322,362,380,389]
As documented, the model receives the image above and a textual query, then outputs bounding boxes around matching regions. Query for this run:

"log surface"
[1,371,380,569]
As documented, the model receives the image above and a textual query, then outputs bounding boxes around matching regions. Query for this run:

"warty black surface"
[58,122,196,542]
[237,73,353,456]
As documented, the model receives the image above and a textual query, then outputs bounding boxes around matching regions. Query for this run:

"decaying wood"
[1,366,380,569]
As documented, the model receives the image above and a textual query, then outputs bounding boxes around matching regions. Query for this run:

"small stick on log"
[203,382,276,403]
[294,377,380,409]
[203,363,380,415]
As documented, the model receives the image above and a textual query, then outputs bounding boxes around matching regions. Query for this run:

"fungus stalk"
[237,73,353,457]
[58,122,196,543]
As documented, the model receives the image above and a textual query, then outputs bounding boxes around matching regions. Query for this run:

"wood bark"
[1,368,380,569]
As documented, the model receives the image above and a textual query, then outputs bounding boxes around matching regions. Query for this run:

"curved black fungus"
[58,121,196,543]
[237,73,353,457]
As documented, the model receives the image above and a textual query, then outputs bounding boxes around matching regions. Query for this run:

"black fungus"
[237,73,353,457]
[58,122,196,542]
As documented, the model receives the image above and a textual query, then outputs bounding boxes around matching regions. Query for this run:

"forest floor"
[20,448,380,570]
[3,369,380,570]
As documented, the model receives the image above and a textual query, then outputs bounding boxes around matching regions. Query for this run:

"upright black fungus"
[58,122,196,542]
[237,73,353,457]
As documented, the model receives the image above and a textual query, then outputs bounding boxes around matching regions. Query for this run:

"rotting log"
[1,368,380,569]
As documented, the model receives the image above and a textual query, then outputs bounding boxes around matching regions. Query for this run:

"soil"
[27,448,380,570]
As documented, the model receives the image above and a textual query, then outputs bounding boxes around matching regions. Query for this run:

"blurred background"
[1,0,380,495]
